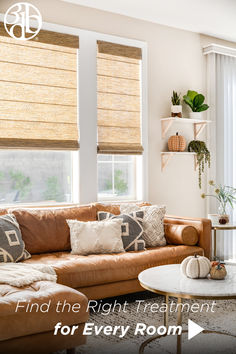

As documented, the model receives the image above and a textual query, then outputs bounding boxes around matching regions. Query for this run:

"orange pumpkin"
[211,261,225,268]
[168,132,186,152]
[210,262,227,280]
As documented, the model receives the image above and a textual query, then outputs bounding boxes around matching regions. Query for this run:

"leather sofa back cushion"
[0,209,7,216]
[95,203,121,215]
[10,205,97,254]
[94,202,151,217]
[165,224,199,246]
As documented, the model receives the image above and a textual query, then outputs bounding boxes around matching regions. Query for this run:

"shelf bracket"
[161,120,174,139]
[194,122,207,139]
[161,153,173,171]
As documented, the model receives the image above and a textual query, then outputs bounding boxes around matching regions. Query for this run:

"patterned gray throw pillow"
[120,204,167,247]
[0,214,31,262]
[98,211,145,252]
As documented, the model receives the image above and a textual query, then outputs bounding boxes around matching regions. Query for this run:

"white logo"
[4,2,42,40]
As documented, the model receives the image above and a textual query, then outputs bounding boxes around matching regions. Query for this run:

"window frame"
[0,14,148,205]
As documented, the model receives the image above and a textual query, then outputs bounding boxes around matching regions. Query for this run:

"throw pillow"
[165,224,199,246]
[98,211,145,251]
[120,204,166,247]
[0,214,31,262]
[67,219,124,256]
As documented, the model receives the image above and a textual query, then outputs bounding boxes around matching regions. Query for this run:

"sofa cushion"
[121,204,167,247]
[10,205,97,254]
[98,211,145,251]
[165,224,199,246]
[67,219,124,255]
[0,214,31,262]
[24,245,204,289]
[0,281,88,342]
[94,202,151,217]
[95,203,121,215]
[0,209,7,216]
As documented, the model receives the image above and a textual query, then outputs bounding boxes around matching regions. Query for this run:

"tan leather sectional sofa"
[0,203,212,354]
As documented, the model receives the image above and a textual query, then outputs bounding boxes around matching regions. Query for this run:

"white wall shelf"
[161,152,198,171]
[161,117,211,139]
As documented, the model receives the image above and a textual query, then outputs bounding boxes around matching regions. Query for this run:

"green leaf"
[187,90,198,101]
[196,104,209,112]
[193,94,204,108]
[228,198,233,209]
[183,95,194,110]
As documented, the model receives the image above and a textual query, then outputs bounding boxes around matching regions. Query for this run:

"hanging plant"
[188,140,210,188]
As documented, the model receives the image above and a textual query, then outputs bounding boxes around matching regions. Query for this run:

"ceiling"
[61,0,236,43]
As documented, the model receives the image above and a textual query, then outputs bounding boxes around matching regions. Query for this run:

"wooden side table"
[212,223,236,260]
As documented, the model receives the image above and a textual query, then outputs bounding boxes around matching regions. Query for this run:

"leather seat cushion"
[24,245,204,288]
[0,281,88,341]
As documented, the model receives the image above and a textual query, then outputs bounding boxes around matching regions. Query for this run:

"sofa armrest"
[164,215,212,259]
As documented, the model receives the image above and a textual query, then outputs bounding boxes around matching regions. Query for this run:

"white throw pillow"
[120,204,166,247]
[67,219,124,255]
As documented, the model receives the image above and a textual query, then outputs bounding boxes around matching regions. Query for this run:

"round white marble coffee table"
[138,264,236,354]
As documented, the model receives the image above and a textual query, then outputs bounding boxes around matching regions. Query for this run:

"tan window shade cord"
[0,23,79,150]
[97,40,143,155]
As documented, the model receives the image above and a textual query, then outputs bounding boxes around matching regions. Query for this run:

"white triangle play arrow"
[188,319,204,340]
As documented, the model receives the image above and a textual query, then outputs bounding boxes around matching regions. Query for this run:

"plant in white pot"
[171,91,182,118]
[201,180,236,224]
[183,90,209,119]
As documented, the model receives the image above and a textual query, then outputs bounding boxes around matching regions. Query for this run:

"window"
[0,25,79,150]
[96,41,143,200]
[0,23,79,205]
[96,40,143,154]
[0,22,146,205]
[98,155,137,200]
[0,151,73,204]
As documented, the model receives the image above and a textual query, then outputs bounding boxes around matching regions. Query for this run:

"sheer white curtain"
[215,54,236,260]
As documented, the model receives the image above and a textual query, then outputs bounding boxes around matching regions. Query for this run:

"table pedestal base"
[139,295,236,354]
[139,330,236,354]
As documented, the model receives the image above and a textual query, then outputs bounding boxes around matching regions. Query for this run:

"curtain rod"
[203,43,236,58]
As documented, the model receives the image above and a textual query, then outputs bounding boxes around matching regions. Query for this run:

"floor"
[56,291,236,354]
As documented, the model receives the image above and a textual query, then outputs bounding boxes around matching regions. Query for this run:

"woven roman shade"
[0,23,79,149]
[97,40,143,154]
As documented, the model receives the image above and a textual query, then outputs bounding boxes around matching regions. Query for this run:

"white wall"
[1,0,236,217]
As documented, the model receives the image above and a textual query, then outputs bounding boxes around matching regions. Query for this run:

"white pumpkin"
[181,254,211,279]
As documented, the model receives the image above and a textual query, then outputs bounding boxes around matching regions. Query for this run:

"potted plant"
[188,140,210,188]
[171,91,182,118]
[183,90,209,119]
[201,181,236,224]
